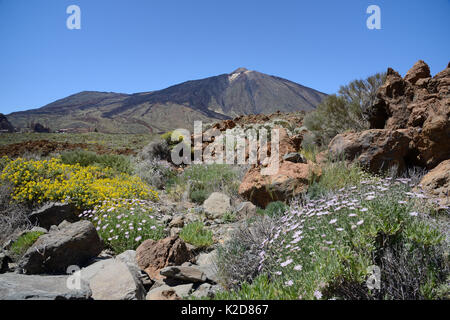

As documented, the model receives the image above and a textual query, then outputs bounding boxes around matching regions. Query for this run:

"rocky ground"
[0,60,448,300]
[0,190,258,300]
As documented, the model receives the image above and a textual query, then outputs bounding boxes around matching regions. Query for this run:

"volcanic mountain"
[7,68,327,133]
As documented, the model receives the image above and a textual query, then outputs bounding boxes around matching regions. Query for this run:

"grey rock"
[0,273,91,300]
[29,202,80,230]
[170,227,182,237]
[116,250,136,266]
[196,250,217,266]
[172,283,194,298]
[191,283,221,299]
[57,220,72,230]
[234,202,257,219]
[80,258,145,300]
[116,250,153,290]
[283,152,306,163]
[196,264,219,284]
[203,192,232,219]
[19,220,103,274]
[30,226,48,234]
[160,265,207,282]
[161,215,173,226]
[146,285,180,300]
[146,283,193,300]
[169,215,184,228]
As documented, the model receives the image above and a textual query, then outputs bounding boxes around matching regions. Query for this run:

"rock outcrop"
[80,256,146,300]
[328,129,413,173]
[0,273,92,300]
[203,192,232,219]
[418,159,450,207]
[19,220,103,274]
[329,60,450,172]
[28,202,80,230]
[239,161,321,208]
[135,236,192,280]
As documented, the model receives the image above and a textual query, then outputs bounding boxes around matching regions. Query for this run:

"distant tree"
[303,72,386,146]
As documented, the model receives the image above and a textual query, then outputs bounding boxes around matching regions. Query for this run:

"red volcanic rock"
[328,129,414,173]
[136,236,192,280]
[418,159,450,207]
[332,60,449,172]
[238,161,321,208]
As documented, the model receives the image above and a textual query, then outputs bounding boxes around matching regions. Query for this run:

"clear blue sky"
[0,0,449,114]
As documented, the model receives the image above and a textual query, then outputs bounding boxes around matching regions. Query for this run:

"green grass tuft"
[179,221,214,248]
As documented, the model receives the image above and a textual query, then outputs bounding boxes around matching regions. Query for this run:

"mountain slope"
[7,68,327,133]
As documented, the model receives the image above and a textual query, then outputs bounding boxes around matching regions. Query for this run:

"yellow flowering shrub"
[0,156,158,209]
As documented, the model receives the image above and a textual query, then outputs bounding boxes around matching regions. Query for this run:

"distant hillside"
[0,114,15,133]
[7,68,327,133]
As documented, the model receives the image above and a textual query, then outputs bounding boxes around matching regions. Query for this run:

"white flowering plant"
[215,176,448,300]
[79,198,167,253]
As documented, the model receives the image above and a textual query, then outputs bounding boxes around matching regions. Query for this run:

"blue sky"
[0,0,449,114]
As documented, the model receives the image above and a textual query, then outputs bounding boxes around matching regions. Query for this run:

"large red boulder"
[135,236,192,280]
[330,60,449,172]
[238,161,321,208]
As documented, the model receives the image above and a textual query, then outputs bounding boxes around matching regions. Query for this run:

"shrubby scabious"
[216,176,448,300]
[78,198,166,253]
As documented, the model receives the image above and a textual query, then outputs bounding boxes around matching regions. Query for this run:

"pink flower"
[294,265,303,271]
[280,259,293,267]
[314,290,322,299]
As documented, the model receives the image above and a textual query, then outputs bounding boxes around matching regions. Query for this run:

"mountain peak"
[230,67,249,74]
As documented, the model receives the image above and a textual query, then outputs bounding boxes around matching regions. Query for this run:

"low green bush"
[168,164,240,204]
[179,221,213,248]
[307,160,371,199]
[10,231,44,258]
[263,201,288,217]
[303,72,386,146]
[60,150,132,174]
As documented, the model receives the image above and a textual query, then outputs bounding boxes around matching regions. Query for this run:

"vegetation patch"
[180,221,214,248]
[168,164,240,204]
[79,199,166,254]
[10,231,45,258]
[215,176,449,300]
[60,150,132,174]
[0,156,158,209]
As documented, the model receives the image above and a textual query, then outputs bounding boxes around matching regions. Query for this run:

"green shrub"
[168,164,240,203]
[263,201,288,217]
[304,73,386,146]
[307,160,370,199]
[222,211,238,223]
[60,150,132,174]
[189,189,209,204]
[10,231,44,258]
[179,221,213,248]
